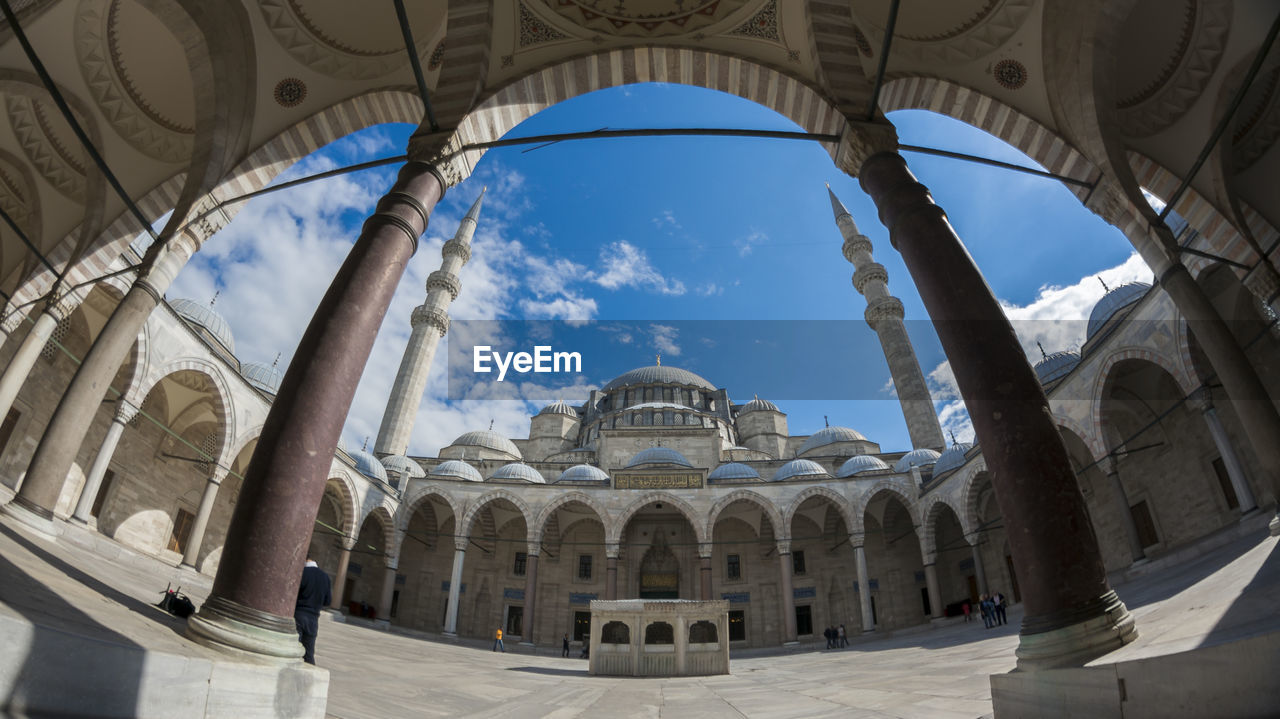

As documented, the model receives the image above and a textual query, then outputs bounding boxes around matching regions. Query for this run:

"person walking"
[493,627,505,652]
[294,557,332,665]
[993,591,1008,626]
[962,600,972,622]
[562,633,570,657]
[838,624,848,648]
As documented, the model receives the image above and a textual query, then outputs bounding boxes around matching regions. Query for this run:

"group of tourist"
[824,624,849,649]
[959,592,1008,628]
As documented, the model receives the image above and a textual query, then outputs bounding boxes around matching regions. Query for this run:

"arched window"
[644,621,673,645]
[688,621,717,644]
[601,620,630,644]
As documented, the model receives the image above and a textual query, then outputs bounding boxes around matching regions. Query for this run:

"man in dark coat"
[295,557,332,665]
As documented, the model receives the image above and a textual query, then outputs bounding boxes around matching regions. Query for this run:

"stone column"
[1187,391,1258,512]
[329,537,354,610]
[0,298,70,425]
[1103,457,1146,563]
[855,147,1134,669]
[853,541,875,632]
[444,538,467,635]
[699,544,713,601]
[970,539,989,597]
[377,560,398,625]
[778,541,798,644]
[1,229,205,538]
[70,400,138,525]
[186,162,446,661]
[605,545,619,600]
[923,562,943,619]
[522,546,539,645]
[180,471,226,570]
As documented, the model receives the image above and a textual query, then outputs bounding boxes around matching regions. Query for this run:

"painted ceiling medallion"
[427,39,446,71]
[273,78,308,108]
[6,95,86,203]
[993,58,1027,90]
[258,0,425,80]
[850,0,1033,64]
[540,0,751,38]
[75,0,194,164]
[728,1,779,43]
[519,2,569,48]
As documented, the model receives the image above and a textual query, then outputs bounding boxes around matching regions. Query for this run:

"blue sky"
[169,83,1153,456]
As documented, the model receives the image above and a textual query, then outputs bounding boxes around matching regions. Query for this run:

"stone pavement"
[0,506,1277,719]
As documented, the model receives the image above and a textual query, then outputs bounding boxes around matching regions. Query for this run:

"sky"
[167,82,1154,458]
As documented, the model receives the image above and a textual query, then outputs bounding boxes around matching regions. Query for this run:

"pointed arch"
[920,495,967,561]
[1091,346,1198,445]
[705,489,784,541]
[459,488,534,539]
[400,486,464,533]
[783,486,857,537]
[532,491,610,545]
[610,492,707,546]
[852,478,918,524]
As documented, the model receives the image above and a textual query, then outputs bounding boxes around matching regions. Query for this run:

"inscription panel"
[614,471,705,489]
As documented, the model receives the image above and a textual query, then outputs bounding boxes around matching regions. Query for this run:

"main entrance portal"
[639,535,679,599]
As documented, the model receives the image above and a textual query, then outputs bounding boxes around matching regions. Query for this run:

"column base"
[1268,510,1280,536]
[0,497,61,541]
[1014,590,1137,671]
[186,595,304,664]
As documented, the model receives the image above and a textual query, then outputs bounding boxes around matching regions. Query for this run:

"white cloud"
[697,282,723,297]
[590,240,686,295]
[734,230,767,257]
[651,324,681,358]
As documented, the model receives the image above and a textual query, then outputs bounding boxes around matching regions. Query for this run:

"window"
[168,508,195,554]
[728,610,746,641]
[792,550,806,575]
[688,620,717,643]
[574,611,592,642]
[390,590,400,619]
[514,551,527,576]
[91,469,116,519]
[578,554,593,580]
[0,408,19,462]
[1130,501,1159,548]
[600,619,627,644]
[726,554,741,580]
[644,621,674,644]
[506,606,523,636]
[1211,457,1240,510]
[795,605,813,636]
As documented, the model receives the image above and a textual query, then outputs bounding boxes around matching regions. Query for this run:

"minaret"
[829,185,945,450]
[374,188,485,456]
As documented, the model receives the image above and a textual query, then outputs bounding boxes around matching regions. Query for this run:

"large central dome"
[602,365,717,392]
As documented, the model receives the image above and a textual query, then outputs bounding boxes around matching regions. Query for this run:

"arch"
[610,492,707,546]
[852,479,917,525]
[959,462,993,535]
[920,495,968,561]
[704,489,783,541]
[531,491,610,545]
[224,423,264,470]
[135,356,237,461]
[783,486,857,537]
[443,48,845,185]
[359,504,397,560]
[400,486,463,532]
[1091,347,1198,444]
[1052,412,1105,463]
[322,475,359,539]
[459,488,534,539]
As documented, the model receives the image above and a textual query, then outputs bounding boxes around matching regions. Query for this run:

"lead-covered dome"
[797,426,868,456]
[430,460,483,482]
[171,298,235,353]
[932,443,973,477]
[450,430,522,459]
[348,448,388,483]
[381,454,425,481]
[557,464,609,482]
[1087,282,1151,339]
[894,448,941,473]
[708,462,762,481]
[773,458,830,481]
[1035,351,1081,385]
[537,400,578,417]
[625,447,693,468]
[602,365,716,392]
[836,455,890,477]
[739,397,780,413]
[490,462,546,483]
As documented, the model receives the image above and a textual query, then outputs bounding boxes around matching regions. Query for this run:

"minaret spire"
[374,189,485,456]
[830,186,945,451]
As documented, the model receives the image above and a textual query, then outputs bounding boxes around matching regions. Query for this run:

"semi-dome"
[348,448,388,483]
[1087,282,1151,339]
[429,460,483,482]
[1035,351,1081,385]
[797,426,868,455]
[489,462,546,483]
[537,400,578,417]
[773,458,830,481]
[171,298,235,353]
[708,462,762,481]
[450,429,522,458]
[836,455,890,477]
[738,397,780,414]
[381,454,425,480]
[557,464,609,482]
[625,447,693,468]
[241,361,282,395]
[602,365,716,392]
[894,448,941,473]
[932,443,974,477]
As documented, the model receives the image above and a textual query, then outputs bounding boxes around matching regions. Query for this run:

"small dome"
[558,464,609,482]
[1035,351,1081,385]
[381,454,425,480]
[932,443,973,477]
[171,298,235,353]
[241,362,282,394]
[348,449,388,483]
[894,448,941,473]
[450,430,522,459]
[836,455,890,477]
[798,426,868,456]
[430,460,483,482]
[773,458,830,481]
[489,462,546,483]
[708,462,762,481]
[1087,282,1151,339]
[625,447,693,468]
[739,397,780,414]
[537,400,578,418]
[602,365,716,392]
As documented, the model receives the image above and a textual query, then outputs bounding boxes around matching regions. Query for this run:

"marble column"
[70,400,138,525]
[186,161,446,661]
[329,537,354,610]
[522,548,539,644]
[444,539,467,635]
[377,560,398,623]
[856,148,1134,669]
[1188,392,1257,512]
[180,472,225,570]
[923,563,943,619]
[699,544,713,601]
[1103,457,1146,563]
[0,300,68,425]
[778,541,798,644]
[853,542,875,633]
[970,540,989,597]
[605,546,619,601]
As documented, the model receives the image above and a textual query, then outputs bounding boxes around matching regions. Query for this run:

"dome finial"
[1098,276,1110,293]
[824,415,829,428]
[949,429,958,446]
[1037,341,1047,361]
[272,352,281,368]
[209,290,219,308]
[362,436,369,452]
[488,418,494,431]
[655,352,661,366]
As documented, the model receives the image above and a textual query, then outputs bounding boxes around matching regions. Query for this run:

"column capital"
[42,286,78,323]
[1184,387,1214,413]
[112,399,140,424]
[341,535,357,551]
[453,536,470,552]
[1242,262,1280,306]
[965,533,985,548]
[1100,454,1121,476]
[833,120,899,177]
[776,539,792,556]
[384,558,399,571]
[1084,176,1135,228]
[406,131,469,189]
[698,542,714,559]
[526,542,541,557]
[0,305,23,334]
[605,543,620,559]
[848,533,865,550]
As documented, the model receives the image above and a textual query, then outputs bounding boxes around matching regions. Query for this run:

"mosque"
[0,1,1277,716]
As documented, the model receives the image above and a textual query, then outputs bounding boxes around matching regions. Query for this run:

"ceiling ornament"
[850,0,1033,65]
[992,58,1027,90]
[273,77,308,108]
[74,0,193,164]
[1231,65,1280,173]
[852,26,873,58]
[0,159,31,235]
[6,95,86,203]
[519,2,569,48]
[727,1,779,43]
[258,0,423,80]
[427,39,446,71]
[1115,0,1231,138]
[538,0,751,38]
